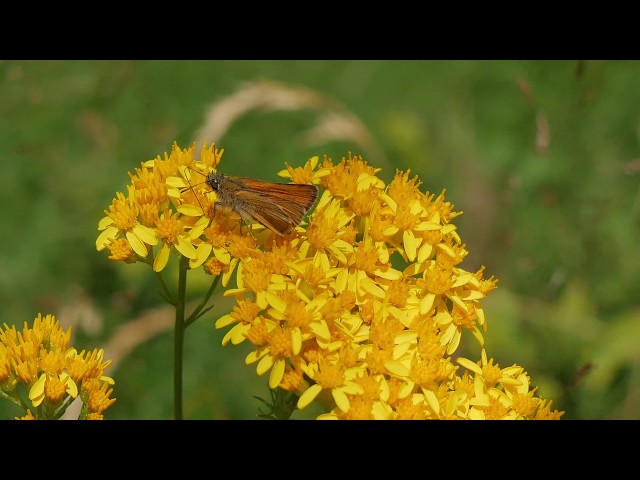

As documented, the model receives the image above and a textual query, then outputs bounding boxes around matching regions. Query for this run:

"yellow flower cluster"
[214,153,564,419]
[95,142,562,419]
[96,142,242,280]
[0,313,115,420]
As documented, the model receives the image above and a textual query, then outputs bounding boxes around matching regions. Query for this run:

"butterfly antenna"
[180,166,209,216]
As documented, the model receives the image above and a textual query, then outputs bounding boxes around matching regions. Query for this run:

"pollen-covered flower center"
[44,375,67,403]
[155,211,182,244]
[246,318,270,346]
[268,328,293,358]
[418,264,454,295]
[511,392,538,417]
[307,213,339,250]
[353,242,379,274]
[107,238,134,261]
[242,263,271,292]
[107,192,138,231]
[349,187,378,217]
[286,301,313,328]
[314,359,344,389]
[481,362,502,388]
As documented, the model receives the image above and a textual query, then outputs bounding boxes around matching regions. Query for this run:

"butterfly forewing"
[234,178,318,211]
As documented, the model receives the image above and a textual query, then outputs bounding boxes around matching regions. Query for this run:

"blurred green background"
[1,60,639,419]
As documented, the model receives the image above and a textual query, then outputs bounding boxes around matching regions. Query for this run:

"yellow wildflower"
[0,314,116,420]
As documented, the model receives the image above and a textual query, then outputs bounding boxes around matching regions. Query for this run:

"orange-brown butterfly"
[184,168,319,236]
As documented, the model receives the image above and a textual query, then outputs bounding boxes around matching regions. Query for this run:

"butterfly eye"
[207,173,221,191]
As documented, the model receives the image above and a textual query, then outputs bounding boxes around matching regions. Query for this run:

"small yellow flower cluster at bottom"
[0,313,115,420]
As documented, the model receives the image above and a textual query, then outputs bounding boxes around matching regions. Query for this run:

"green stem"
[185,274,221,328]
[0,388,27,410]
[149,246,176,306]
[155,270,177,306]
[174,255,188,420]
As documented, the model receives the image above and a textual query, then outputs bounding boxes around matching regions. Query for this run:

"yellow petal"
[166,176,187,188]
[457,357,483,375]
[269,359,285,389]
[360,276,386,298]
[394,330,418,345]
[327,244,347,264]
[374,268,402,280]
[256,354,274,376]
[297,384,323,410]
[177,204,204,216]
[189,218,209,240]
[469,408,485,420]
[214,314,236,329]
[417,242,433,263]
[378,377,390,402]
[153,243,171,272]
[60,372,78,398]
[308,155,319,169]
[334,269,348,292]
[309,320,331,342]
[127,231,148,257]
[332,388,350,413]
[189,243,212,269]
[403,262,426,277]
[230,323,250,345]
[440,323,456,345]
[420,293,436,314]
[446,293,468,312]
[213,247,231,264]
[398,380,414,399]
[175,236,198,259]
[414,221,441,231]
[436,243,456,258]
[264,291,286,312]
[371,401,393,420]
[132,223,158,245]
[452,272,474,288]
[423,389,440,414]
[471,325,485,346]
[222,258,239,287]
[446,329,462,354]
[403,230,417,261]
[98,216,115,230]
[256,291,268,310]
[442,224,457,235]
[96,226,119,251]
[461,290,485,301]
[291,327,302,355]
[221,328,234,346]
[356,173,384,190]
[383,225,399,236]
[245,349,268,365]
[393,342,411,360]
[385,359,410,377]
[376,241,390,263]
[29,374,46,407]
[379,193,397,212]
[435,311,452,325]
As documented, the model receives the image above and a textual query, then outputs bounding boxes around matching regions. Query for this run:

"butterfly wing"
[231,180,318,235]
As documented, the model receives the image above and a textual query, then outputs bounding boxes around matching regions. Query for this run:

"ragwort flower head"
[216,152,564,420]
[0,313,115,420]
[97,142,266,286]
